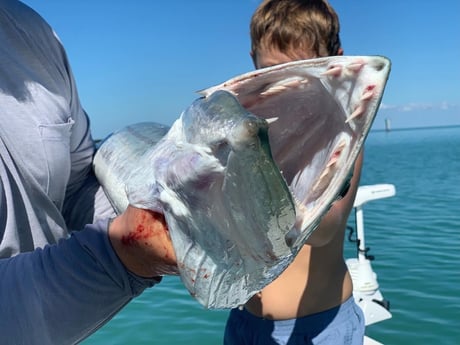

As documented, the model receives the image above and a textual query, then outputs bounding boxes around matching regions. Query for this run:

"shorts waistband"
[238,296,357,332]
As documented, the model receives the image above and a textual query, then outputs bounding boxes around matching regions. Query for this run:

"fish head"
[116,89,297,308]
[95,56,391,309]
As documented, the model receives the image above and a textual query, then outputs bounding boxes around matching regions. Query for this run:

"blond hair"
[250,0,341,59]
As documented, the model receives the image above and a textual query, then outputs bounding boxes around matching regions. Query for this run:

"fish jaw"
[201,56,391,250]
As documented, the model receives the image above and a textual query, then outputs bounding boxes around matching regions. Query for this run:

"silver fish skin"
[202,55,391,251]
[93,90,296,309]
[94,55,391,309]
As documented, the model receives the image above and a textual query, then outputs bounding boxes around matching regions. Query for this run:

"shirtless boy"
[224,1,365,344]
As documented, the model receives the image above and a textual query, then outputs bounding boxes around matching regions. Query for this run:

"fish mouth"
[241,75,354,247]
[202,56,391,248]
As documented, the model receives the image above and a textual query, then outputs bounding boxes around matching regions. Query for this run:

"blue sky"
[23,0,460,138]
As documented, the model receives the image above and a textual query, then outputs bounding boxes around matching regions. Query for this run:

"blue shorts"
[224,296,365,345]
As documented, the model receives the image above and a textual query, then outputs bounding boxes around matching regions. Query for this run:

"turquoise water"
[83,126,460,345]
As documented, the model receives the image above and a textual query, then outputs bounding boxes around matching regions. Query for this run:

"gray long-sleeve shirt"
[0,219,160,345]
[0,1,158,343]
[0,0,115,257]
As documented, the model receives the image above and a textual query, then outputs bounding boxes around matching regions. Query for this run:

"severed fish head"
[202,55,391,251]
[94,55,391,309]
[94,90,296,309]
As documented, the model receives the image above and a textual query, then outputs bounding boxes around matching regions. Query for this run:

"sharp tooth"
[346,104,365,123]
[321,65,342,77]
[361,85,376,101]
[311,172,330,193]
[327,141,346,167]
[361,90,374,101]
[347,62,364,73]
[266,117,279,124]
[260,77,308,97]
[318,166,331,181]
[279,78,303,88]
[260,84,287,96]
[326,155,339,168]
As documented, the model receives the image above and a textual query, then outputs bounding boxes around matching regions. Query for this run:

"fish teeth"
[260,77,308,97]
[317,168,331,183]
[323,60,365,80]
[321,65,342,77]
[361,90,374,101]
[260,84,288,96]
[313,138,348,190]
[346,85,377,123]
[346,62,365,73]
[266,117,279,124]
[361,85,376,101]
[326,140,347,168]
[326,155,339,168]
[346,104,365,123]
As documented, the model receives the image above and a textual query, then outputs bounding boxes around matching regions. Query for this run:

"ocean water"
[83,126,460,345]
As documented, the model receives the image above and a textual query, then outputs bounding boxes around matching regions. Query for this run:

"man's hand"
[108,206,179,277]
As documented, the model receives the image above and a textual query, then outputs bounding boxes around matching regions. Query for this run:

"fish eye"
[211,139,231,165]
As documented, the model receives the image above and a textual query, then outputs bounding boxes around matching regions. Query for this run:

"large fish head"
[94,56,391,309]
[94,89,297,309]
[115,90,297,309]
[202,56,391,249]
